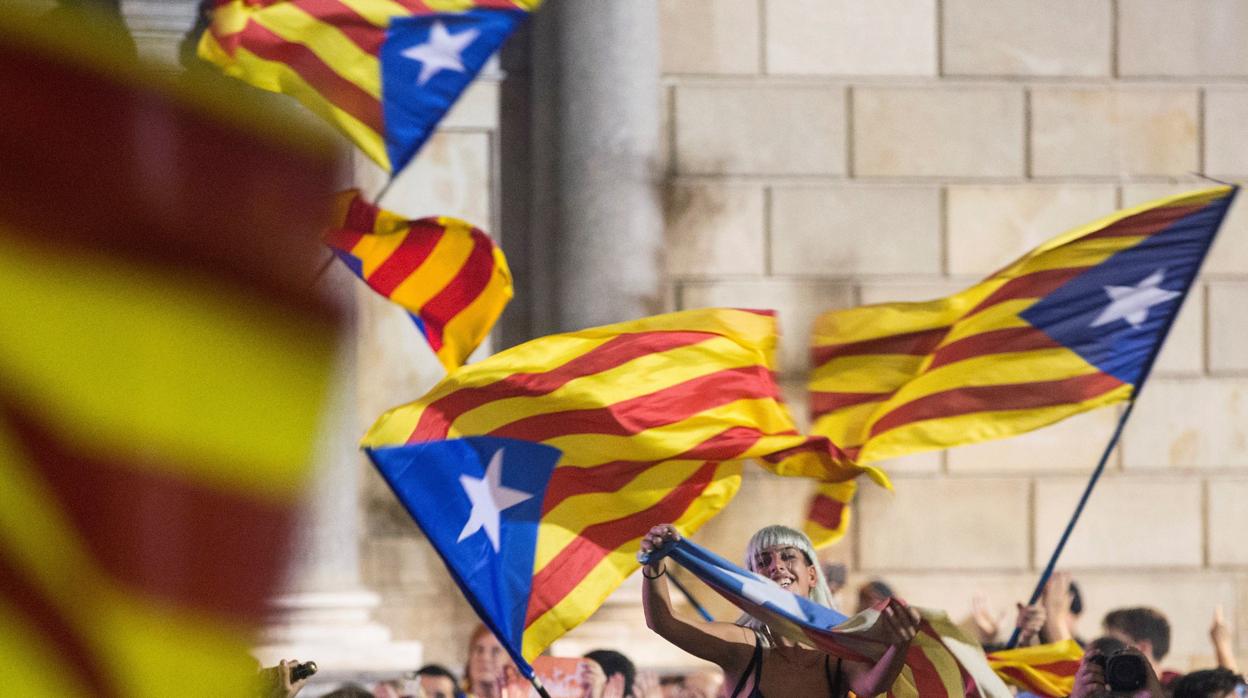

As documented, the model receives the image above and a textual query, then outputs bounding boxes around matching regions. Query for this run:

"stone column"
[540,0,664,333]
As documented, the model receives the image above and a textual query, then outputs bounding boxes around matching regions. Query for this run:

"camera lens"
[1105,653,1147,692]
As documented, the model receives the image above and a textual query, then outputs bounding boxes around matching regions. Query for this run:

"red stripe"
[869,372,1125,439]
[996,666,1055,696]
[1029,659,1081,675]
[4,403,297,622]
[488,365,782,443]
[812,327,947,367]
[540,426,765,514]
[289,0,386,55]
[410,331,721,441]
[0,548,117,697]
[758,436,846,465]
[807,493,847,531]
[903,625,954,697]
[926,326,1062,371]
[967,267,1084,317]
[417,228,498,352]
[344,191,381,232]
[810,390,890,416]
[366,219,445,297]
[223,21,383,131]
[524,462,719,627]
[1083,202,1207,240]
[324,228,365,252]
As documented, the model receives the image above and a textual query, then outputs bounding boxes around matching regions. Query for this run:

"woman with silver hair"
[640,523,919,697]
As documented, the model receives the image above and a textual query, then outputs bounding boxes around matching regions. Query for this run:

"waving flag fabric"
[199,0,538,173]
[0,16,341,697]
[810,186,1237,465]
[326,189,512,371]
[363,308,888,658]
[367,437,561,682]
[803,480,856,549]
[986,640,1083,698]
[642,538,1011,698]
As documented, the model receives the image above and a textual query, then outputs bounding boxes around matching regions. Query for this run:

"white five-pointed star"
[724,569,805,618]
[401,21,480,85]
[457,449,533,552]
[1090,269,1182,329]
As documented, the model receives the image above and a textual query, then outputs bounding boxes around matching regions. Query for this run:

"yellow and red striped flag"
[802,480,856,549]
[810,186,1237,465]
[986,639,1083,697]
[325,189,513,371]
[363,308,889,658]
[199,0,538,173]
[0,15,341,697]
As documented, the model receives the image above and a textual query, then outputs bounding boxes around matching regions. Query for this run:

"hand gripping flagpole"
[1006,184,1238,648]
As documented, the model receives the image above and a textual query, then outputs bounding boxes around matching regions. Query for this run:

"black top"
[728,631,845,698]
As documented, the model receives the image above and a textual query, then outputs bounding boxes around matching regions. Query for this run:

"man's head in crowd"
[415,664,460,698]
[584,649,635,697]
[856,579,895,613]
[1171,668,1246,698]
[1103,607,1171,669]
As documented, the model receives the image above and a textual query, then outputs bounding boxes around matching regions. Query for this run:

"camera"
[1089,651,1148,692]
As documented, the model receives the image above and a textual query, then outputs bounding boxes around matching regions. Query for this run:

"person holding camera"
[1070,641,1166,698]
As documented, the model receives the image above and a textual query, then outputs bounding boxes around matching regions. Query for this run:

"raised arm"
[639,524,753,670]
[841,599,921,697]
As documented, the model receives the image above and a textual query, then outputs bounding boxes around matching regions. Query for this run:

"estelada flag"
[326,189,513,372]
[810,186,1237,465]
[363,307,888,659]
[199,0,538,174]
[0,13,341,697]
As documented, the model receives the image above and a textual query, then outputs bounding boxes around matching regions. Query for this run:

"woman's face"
[752,545,817,598]
[468,632,510,693]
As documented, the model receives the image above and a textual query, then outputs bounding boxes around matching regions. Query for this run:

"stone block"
[1034,476,1202,568]
[1152,283,1205,376]
[1030,87,1199,177]
[1122,378,1248,470]
[674,84,846,175]
[770,185,942,275]
[664,183,767,276]
[764,0,936,76]
[946,185,1117,275]
[1119,0,1248,77]
[857,477,1030,570]
[1205,89,1248,176]
[947,408,1123,474]
[857,280,970,305]
[942,0,1111,76]
[1122,183,1248,276]
[1208,478,1248,565]
[660,0,760,75]
[678,279,854,375]
[1210,283,1248,372]
[853,86,1024,177]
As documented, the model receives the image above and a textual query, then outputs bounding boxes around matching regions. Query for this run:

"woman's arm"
[639,524,753,669]
[841,600,921,697]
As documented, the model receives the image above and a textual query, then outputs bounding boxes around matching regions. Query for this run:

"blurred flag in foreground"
[0,15,341,697]
[803,480,856,549]
[642,538,1011,698]
[326,189,513,371]
[986,640,1083,698]
[364,308,888,658]
[810,186,1237,465]
[367,437,562,683]
[200,0,538,173]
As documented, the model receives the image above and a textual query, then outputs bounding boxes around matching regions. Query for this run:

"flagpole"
[527,675,553,698]
[667,567,715,622]
[1007,185,1238,649]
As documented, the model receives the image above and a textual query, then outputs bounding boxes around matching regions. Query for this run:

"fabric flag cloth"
[0,14,342,698]
[199,0,538,174]
[986,640,1083,698]
[363,307,889,659]
[641,538,1011,698]
[326,189,513,371]
[367,437,562,681]
[803,480,856,549]
[810,186,1238,465]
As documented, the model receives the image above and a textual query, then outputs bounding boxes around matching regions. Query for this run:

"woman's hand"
[638,523,681,576]
[879,599,921,646]
[970,593,1005,644]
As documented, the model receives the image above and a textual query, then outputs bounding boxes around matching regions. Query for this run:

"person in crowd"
[1103,607,1180,687]
[1171,667,1247,698]
[1069,641,1166,698]
[463,624,516,698]
[855,578,895,614]
[969,594,1046,649]
[257,658,313,698]
[1212,606,1240,673]
[413,664,462,698]
[676,667,724,698]
[584,649,636,698]
[1039,571,1085,645]
[821,562,848,611]
[640,523,920,697]
[322,685,374,698]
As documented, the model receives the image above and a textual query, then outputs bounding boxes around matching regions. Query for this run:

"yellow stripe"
[389,220,478,311]
[813,295,961,346]
[940,299,1034,345]
[884,348,1098,405]
[915,632,966,697]
[434,246,514,371]
[810,401,881,445]
[523,461,740,660]
[810,354,926,393]
[0,234,336,502]
[249,3,382,98]
[338,0,414,26]
[998,236,1139,278]
[351,228,411,277]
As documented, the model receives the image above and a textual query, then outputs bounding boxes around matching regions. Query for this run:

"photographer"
[1071,638,1164,698]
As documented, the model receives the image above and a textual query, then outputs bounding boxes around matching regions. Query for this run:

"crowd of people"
[259,523,1242,698]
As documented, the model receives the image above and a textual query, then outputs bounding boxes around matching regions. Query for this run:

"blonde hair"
[735,525,837,645]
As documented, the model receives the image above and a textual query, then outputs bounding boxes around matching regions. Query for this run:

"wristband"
[642,564,666,580]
